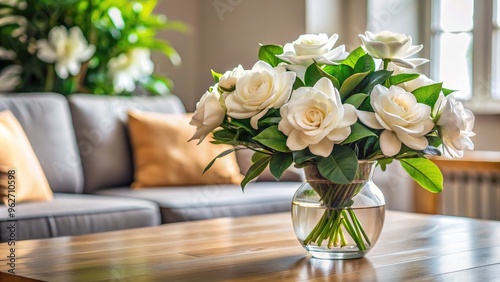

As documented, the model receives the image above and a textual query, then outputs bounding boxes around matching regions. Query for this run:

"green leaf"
[389,73,420,86]
[442,87,456,96]
[139,75,171,95]
[377,158,393,171]
[258,44,284,67]
[258,117,281,127]
[354,70,393,94]
[145,40,182,66]
[253,125,289,152]
[339,71,370,99]
[203,148,236,174]
[361,136,380,159]
[317,146,358,184]
[353,54,375,73]
[428,135,442,148]
[341,123,377,144]
[211,69,222,83]
[213,129,236,143]
[400,158,443,193]
[269,152,293,180]
[228,119,253,133]
[293,77,304,89]
[344,93,368,108]
[412,82,443,108]
[341,46,366,68]
[323,64,353,85]
[251,151,270,163]
[304,63,340,88]
[241,155,271,189]
[358,96,373,112]
[292,149,316,165]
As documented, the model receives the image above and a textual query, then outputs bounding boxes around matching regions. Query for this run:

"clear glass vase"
[291,161,385,259]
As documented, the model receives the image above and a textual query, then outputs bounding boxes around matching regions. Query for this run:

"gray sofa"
[0,93,301,241]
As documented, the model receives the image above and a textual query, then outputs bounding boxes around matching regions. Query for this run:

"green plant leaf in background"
[400,158,443,193]
[0,0,187,96]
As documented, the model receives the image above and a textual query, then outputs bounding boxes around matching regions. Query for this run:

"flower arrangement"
[189,31,475,252]
[0,0,186,95]
[190,30,475,188]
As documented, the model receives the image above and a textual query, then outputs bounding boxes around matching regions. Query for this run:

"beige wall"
[154,0,306,112]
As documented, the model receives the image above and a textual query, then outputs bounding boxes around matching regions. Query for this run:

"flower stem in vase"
[303,181,370,251]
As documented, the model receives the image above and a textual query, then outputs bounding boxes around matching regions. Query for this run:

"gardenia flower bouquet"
[0,0,186,95]
[189,30,475,251]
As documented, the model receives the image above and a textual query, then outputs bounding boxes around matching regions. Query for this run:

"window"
[431,0,500,112]
[431,0,473,100]
[493,0,500,99]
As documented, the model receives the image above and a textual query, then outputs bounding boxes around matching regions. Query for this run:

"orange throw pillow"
[0,111,53,204]
[127,111,243,188]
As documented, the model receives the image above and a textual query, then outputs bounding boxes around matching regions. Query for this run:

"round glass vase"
[291,161,386,259]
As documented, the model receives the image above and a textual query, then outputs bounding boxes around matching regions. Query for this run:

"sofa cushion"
[0,111,53,204]
[127,111,243,188]
[95,182,299,223]
[0,193,160,242]
[68,94,186,193]
[0,93,84,193]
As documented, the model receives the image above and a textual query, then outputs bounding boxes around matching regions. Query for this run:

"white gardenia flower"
[433,94,475,158]
[37,26,95,79]
[225,60,296,129]
[218,65,244,92]
[359,31,428,69]
[357,85,434,156]
[189,85,226,144]
[276,33,348,80]
[278,77,357,157]
[107,48,154,93]
[0,65,22,93]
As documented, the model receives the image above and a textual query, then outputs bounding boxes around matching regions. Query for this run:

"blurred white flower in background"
[107,48,154,93]
[0,65,22,92]
[36,26,95,79]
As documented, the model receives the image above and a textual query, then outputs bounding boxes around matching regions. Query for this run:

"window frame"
[428,0,500,114]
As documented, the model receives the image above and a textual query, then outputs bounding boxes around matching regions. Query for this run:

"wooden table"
[1,211,500,281]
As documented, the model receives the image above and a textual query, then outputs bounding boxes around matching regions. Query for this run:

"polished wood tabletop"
[1,211,500,281]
